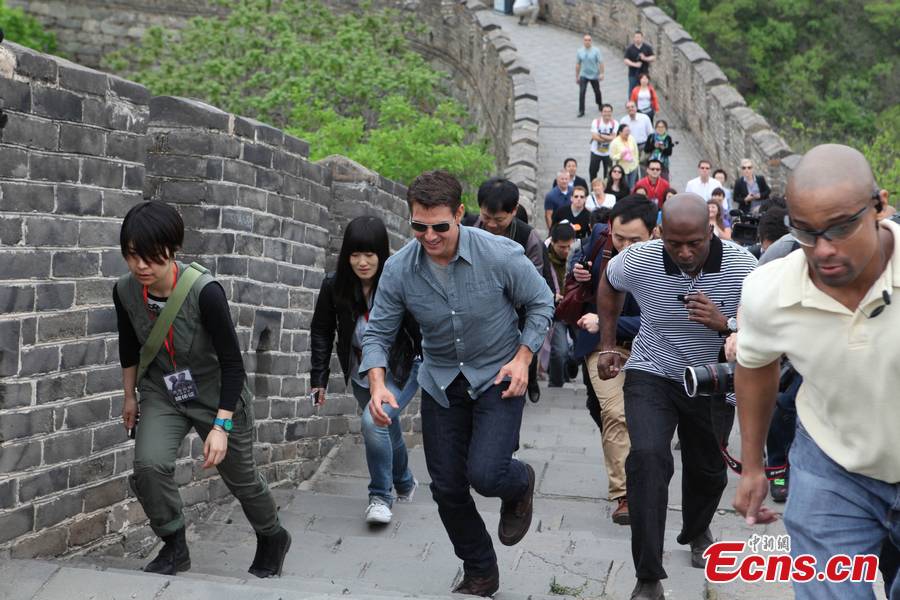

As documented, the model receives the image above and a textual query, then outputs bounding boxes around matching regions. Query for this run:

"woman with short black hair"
[115,201,290,579]
[309,216,422,525]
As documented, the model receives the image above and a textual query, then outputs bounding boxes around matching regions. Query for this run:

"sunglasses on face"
[785,203,871,247]
[409,219,453,233]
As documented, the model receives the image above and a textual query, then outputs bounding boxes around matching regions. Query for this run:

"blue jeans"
[628,74,640,96]
[420,374,529,576]
[350,361,420,506]
[784,424,900,600]
[624,168,639,191]
[548,320,571,387]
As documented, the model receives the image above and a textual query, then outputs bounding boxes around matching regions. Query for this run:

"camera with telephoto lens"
[683,362,735,397]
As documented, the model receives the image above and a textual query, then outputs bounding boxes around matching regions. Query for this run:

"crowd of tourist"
[110,16,898,600]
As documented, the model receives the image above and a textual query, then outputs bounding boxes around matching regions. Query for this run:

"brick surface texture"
[7,0,543,215]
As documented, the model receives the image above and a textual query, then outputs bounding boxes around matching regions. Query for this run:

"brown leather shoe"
[612,498,630,525]
[498,463,535,546]
[452,564,500,597]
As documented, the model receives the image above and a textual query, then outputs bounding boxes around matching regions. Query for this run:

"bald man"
[596,193,757,600]
[734,144,899,600]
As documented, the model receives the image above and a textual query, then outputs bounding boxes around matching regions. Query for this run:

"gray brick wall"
[7,0,541,218]
[536,0,799,191]
[0,41,419,559]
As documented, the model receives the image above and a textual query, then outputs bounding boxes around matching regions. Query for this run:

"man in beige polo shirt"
[733,144,899,600]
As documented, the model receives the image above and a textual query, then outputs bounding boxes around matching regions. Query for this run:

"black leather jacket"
[309,273,421,389]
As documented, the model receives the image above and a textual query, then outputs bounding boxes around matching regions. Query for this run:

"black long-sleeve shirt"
[113,281,245,411]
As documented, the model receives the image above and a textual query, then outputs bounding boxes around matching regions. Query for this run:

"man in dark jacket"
[463,177,551,403]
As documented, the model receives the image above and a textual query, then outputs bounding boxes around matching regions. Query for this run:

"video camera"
[729,209,759,247]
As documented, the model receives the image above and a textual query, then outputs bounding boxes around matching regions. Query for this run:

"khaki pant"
[586,347,631,500]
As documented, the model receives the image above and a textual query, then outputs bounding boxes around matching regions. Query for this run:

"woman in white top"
[628,73,660,124]
[587,177,617,210]
[609,123,640,190]
[707,199,732,240]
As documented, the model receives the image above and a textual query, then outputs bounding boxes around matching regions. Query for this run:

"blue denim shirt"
[360,226,554,407]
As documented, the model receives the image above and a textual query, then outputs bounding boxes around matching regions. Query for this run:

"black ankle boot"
[248,527,292,578]
[144,527,190,575]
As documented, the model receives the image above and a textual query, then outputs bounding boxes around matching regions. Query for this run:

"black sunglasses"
[409,220,453,233]
[785,201,873,247]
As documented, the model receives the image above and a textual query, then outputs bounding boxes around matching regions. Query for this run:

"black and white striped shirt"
[606,236,757,381]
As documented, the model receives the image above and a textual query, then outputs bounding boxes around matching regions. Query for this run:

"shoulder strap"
[588,230,614,267]
[136,262,207,383]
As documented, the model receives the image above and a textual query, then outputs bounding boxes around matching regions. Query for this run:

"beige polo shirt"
[737,218,900,483]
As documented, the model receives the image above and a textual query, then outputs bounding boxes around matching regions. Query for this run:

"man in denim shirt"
[360,171,554,597]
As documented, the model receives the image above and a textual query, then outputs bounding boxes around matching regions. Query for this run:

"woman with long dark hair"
[309,216,421,525]
[606,164,631,202]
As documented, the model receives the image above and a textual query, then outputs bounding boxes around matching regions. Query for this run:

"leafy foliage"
[105,0,494,209]
[0,0,57,53]
[657,0,899,199]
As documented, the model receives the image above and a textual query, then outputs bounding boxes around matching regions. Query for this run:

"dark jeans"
[766,374,799,467]
[628,74,640,97]
[548,320,572,387]
[579,76,602,115]
[584,360,602,431]
[421,374,529,576]
[589,153,611,184]
[623,369,733,580]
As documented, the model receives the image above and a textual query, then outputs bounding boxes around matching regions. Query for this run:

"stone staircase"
[1,385,801,600]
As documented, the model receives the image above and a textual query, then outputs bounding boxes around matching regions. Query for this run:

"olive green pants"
[130,391,280,538]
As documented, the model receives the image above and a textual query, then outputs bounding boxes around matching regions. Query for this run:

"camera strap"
[719,445,788,481]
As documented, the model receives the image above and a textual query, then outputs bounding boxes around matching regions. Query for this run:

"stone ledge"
[729,106,770,135]
[695,61,728,88]
[751,130,792,160]
[512,73,538,101]
[709,85,747,110]
[149,96,230,132]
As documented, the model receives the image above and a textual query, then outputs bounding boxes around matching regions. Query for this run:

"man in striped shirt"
[595,194,757,600]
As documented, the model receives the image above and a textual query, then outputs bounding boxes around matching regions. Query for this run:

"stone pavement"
[495,13,704,234]
[0,382,822,600]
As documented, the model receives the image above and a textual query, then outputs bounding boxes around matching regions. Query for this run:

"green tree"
[0,0,57,53]
[104,0,494,209]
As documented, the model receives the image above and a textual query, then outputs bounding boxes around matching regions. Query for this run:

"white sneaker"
[396,478,418,503]
[365,499,393,524]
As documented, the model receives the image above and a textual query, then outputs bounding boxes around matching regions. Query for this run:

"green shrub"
[104,0,494,210]
[0,0,57,53]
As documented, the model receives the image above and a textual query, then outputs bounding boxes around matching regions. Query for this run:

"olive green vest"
[117,261,251,410]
